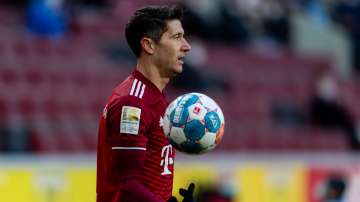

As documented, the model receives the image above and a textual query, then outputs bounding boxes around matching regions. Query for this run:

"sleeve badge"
[120,106,141,135]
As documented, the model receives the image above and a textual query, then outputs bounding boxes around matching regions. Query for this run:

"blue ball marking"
[170,94,199,127]
[184,120,205,141]
[170,107,188,127]
[182,94,199,108]
[204,111,221,133]
[180,141,203,154]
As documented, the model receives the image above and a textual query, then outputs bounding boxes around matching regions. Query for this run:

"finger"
[179,188,187,196]
[187,183,195,194]
[168,196,178,202]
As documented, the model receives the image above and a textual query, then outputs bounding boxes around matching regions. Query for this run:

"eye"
[173,33,183,40]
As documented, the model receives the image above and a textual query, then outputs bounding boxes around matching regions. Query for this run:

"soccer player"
[96,5,193,202]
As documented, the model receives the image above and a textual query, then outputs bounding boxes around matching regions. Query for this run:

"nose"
[181,38,191,52]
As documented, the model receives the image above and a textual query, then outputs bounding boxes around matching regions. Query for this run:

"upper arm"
[106,96,152,149]
[103,97,162,201]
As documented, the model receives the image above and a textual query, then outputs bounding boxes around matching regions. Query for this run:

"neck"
[136,58,169,92]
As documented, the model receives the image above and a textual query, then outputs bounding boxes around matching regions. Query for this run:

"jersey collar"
[132,70,165,96]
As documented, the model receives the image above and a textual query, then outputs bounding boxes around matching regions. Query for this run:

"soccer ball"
[162,93,225,154]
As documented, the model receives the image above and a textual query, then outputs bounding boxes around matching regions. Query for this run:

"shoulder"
[103,94,149,127]
[128,77,147,99]
[108,94,145,113]
[112,76,148,101]
[106,75,156,115]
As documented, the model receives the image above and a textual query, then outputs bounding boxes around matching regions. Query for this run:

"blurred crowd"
[2,0,360,76]
[180,0,360,76]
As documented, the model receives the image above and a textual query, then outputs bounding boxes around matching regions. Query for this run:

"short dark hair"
[125,5,183,57]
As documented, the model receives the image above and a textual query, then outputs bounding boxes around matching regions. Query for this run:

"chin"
[174,65,183,74]
[167,65,183,78]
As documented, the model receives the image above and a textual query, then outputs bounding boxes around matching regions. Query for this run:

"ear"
[140,37,155,55]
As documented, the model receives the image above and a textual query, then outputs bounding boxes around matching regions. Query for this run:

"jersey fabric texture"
[97,70,175,202]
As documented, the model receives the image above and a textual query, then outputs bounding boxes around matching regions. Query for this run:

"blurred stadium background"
[0,0,360,201]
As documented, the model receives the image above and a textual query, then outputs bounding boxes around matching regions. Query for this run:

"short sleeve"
[106,96,152,149]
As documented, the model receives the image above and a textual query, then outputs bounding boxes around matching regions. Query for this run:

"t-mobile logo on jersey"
[160,144,173,175]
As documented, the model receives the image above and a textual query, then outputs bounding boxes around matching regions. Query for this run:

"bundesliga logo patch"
[120,106,141,135]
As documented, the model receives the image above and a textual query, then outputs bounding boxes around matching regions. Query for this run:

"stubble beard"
[173,64,183,76]
[165,63,182,78]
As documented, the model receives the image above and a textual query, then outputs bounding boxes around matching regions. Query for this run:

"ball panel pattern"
[169,107,188,127]
[162,116,171,137]
[198,132,216,148]
[180,141,204,154]
[188,103,206,121]
[169,94,199,127]
[163,93,225,154]
[216,124,225,145]
[204,111,221,133]
[169,127,187,145]
[184,120,205,141]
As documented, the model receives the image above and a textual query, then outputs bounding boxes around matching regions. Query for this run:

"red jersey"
[96,70,175,202]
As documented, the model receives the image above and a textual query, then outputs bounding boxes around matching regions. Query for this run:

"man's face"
[153,19,191,77]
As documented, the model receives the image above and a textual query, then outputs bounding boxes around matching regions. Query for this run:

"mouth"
[177,56,185,65]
